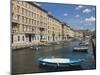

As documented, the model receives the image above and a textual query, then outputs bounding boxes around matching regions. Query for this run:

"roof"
[48,14,62,23]
[27,2,48,13]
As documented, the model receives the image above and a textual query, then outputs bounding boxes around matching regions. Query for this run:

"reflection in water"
[39,64,82,72]
[12,40,96,74]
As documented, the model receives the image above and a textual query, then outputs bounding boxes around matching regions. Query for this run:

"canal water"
[12,40,96,74]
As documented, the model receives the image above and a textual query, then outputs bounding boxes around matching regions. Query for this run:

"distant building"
[62,23,74,40]
[74,30,83,38]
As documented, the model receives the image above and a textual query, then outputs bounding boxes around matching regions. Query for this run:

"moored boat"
[79,42,89,46]
[30,45,41,50]
[79,40,89,46]
[73,46,88,52]
[37,57,83,67]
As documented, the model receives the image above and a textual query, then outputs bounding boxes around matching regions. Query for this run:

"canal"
[12,40,96,74]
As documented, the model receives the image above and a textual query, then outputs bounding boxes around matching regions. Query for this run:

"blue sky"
[36,2,96,31]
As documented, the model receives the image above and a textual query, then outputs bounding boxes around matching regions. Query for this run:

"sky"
[36,2,96,31]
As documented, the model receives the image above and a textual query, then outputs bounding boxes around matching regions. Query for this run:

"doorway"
[29,35,31,42]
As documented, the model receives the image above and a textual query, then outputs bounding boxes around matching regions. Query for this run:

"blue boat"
[37,57,83,67]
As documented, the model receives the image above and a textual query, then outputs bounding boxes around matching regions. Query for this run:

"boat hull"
[73,47,88,52]
[38,57,83,68]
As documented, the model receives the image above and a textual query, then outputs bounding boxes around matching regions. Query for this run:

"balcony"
[24,31,35,35]
[12,19,19,23]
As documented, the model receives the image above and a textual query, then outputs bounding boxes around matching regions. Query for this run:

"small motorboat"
[79,40,89,46]
[37,57,83,67]
[73,46,88,52]
[79,42,89,46]
[30,45,41,50]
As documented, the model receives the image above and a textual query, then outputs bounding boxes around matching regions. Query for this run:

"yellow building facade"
[11,1,64,49]
[47,15,62,42]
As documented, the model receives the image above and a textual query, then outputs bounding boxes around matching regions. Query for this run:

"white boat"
[79,40,89,46]
[73,46,88,52]
[38,57,83,67]
[30,45,41,50]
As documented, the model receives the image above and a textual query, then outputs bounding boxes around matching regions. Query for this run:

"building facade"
[11,0,63,49]
[47,15,62,42]
[11,0,82,49]
[62,23,75,40]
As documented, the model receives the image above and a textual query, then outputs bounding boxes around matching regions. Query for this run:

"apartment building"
[11,0,64,49]
[62,23,75,40]
[47,15,62,42]
[74,31,83,39]
[12,1,49,48]
[68,28,75,38]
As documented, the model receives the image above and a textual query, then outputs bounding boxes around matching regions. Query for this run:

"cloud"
[83,8,91,13]
[75,14,80,18]
[92,7,96,11]
[80,21,83,23]
[85,16,96,22]
[34,2,41,6]
[64,13,68,16]
[48,11,52,15]
[80,16,96,26]
[76,5,84,10]
[80,27,84,29]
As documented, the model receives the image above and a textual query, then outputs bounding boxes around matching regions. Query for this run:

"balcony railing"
[12,19,19,23]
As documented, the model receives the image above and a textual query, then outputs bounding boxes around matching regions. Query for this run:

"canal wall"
[12,39,73,50]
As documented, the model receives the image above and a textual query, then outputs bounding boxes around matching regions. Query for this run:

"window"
[29,27,31,32]
[17,15,20,21]
[22,1,24,5]
[23,2,26,6]
[25,18,27,23]
[32,13,34,18]
[18,36,20,41]
[12,13,14,19]
[34,20,36,25]
[22,16,24,22]
[26,18,27,23]
[24,17,26,23]
[24,25,26,32]
[29,11,30,16]
[29,19,31,24]
[22,24,24,32]
[32,19,33,24]
[31,19,32,24]
[22,36,24,41]
[17,6,20,13]
[37,36,39,40]
[12,3,14,12]
[37,21,39,25]
[31,12,33,18]
[26,10,28,16]
[27,18,29,24]
[32,27,34,31]
[35,36,36,40]
[26,10,27,16]
[27,11,29,16]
